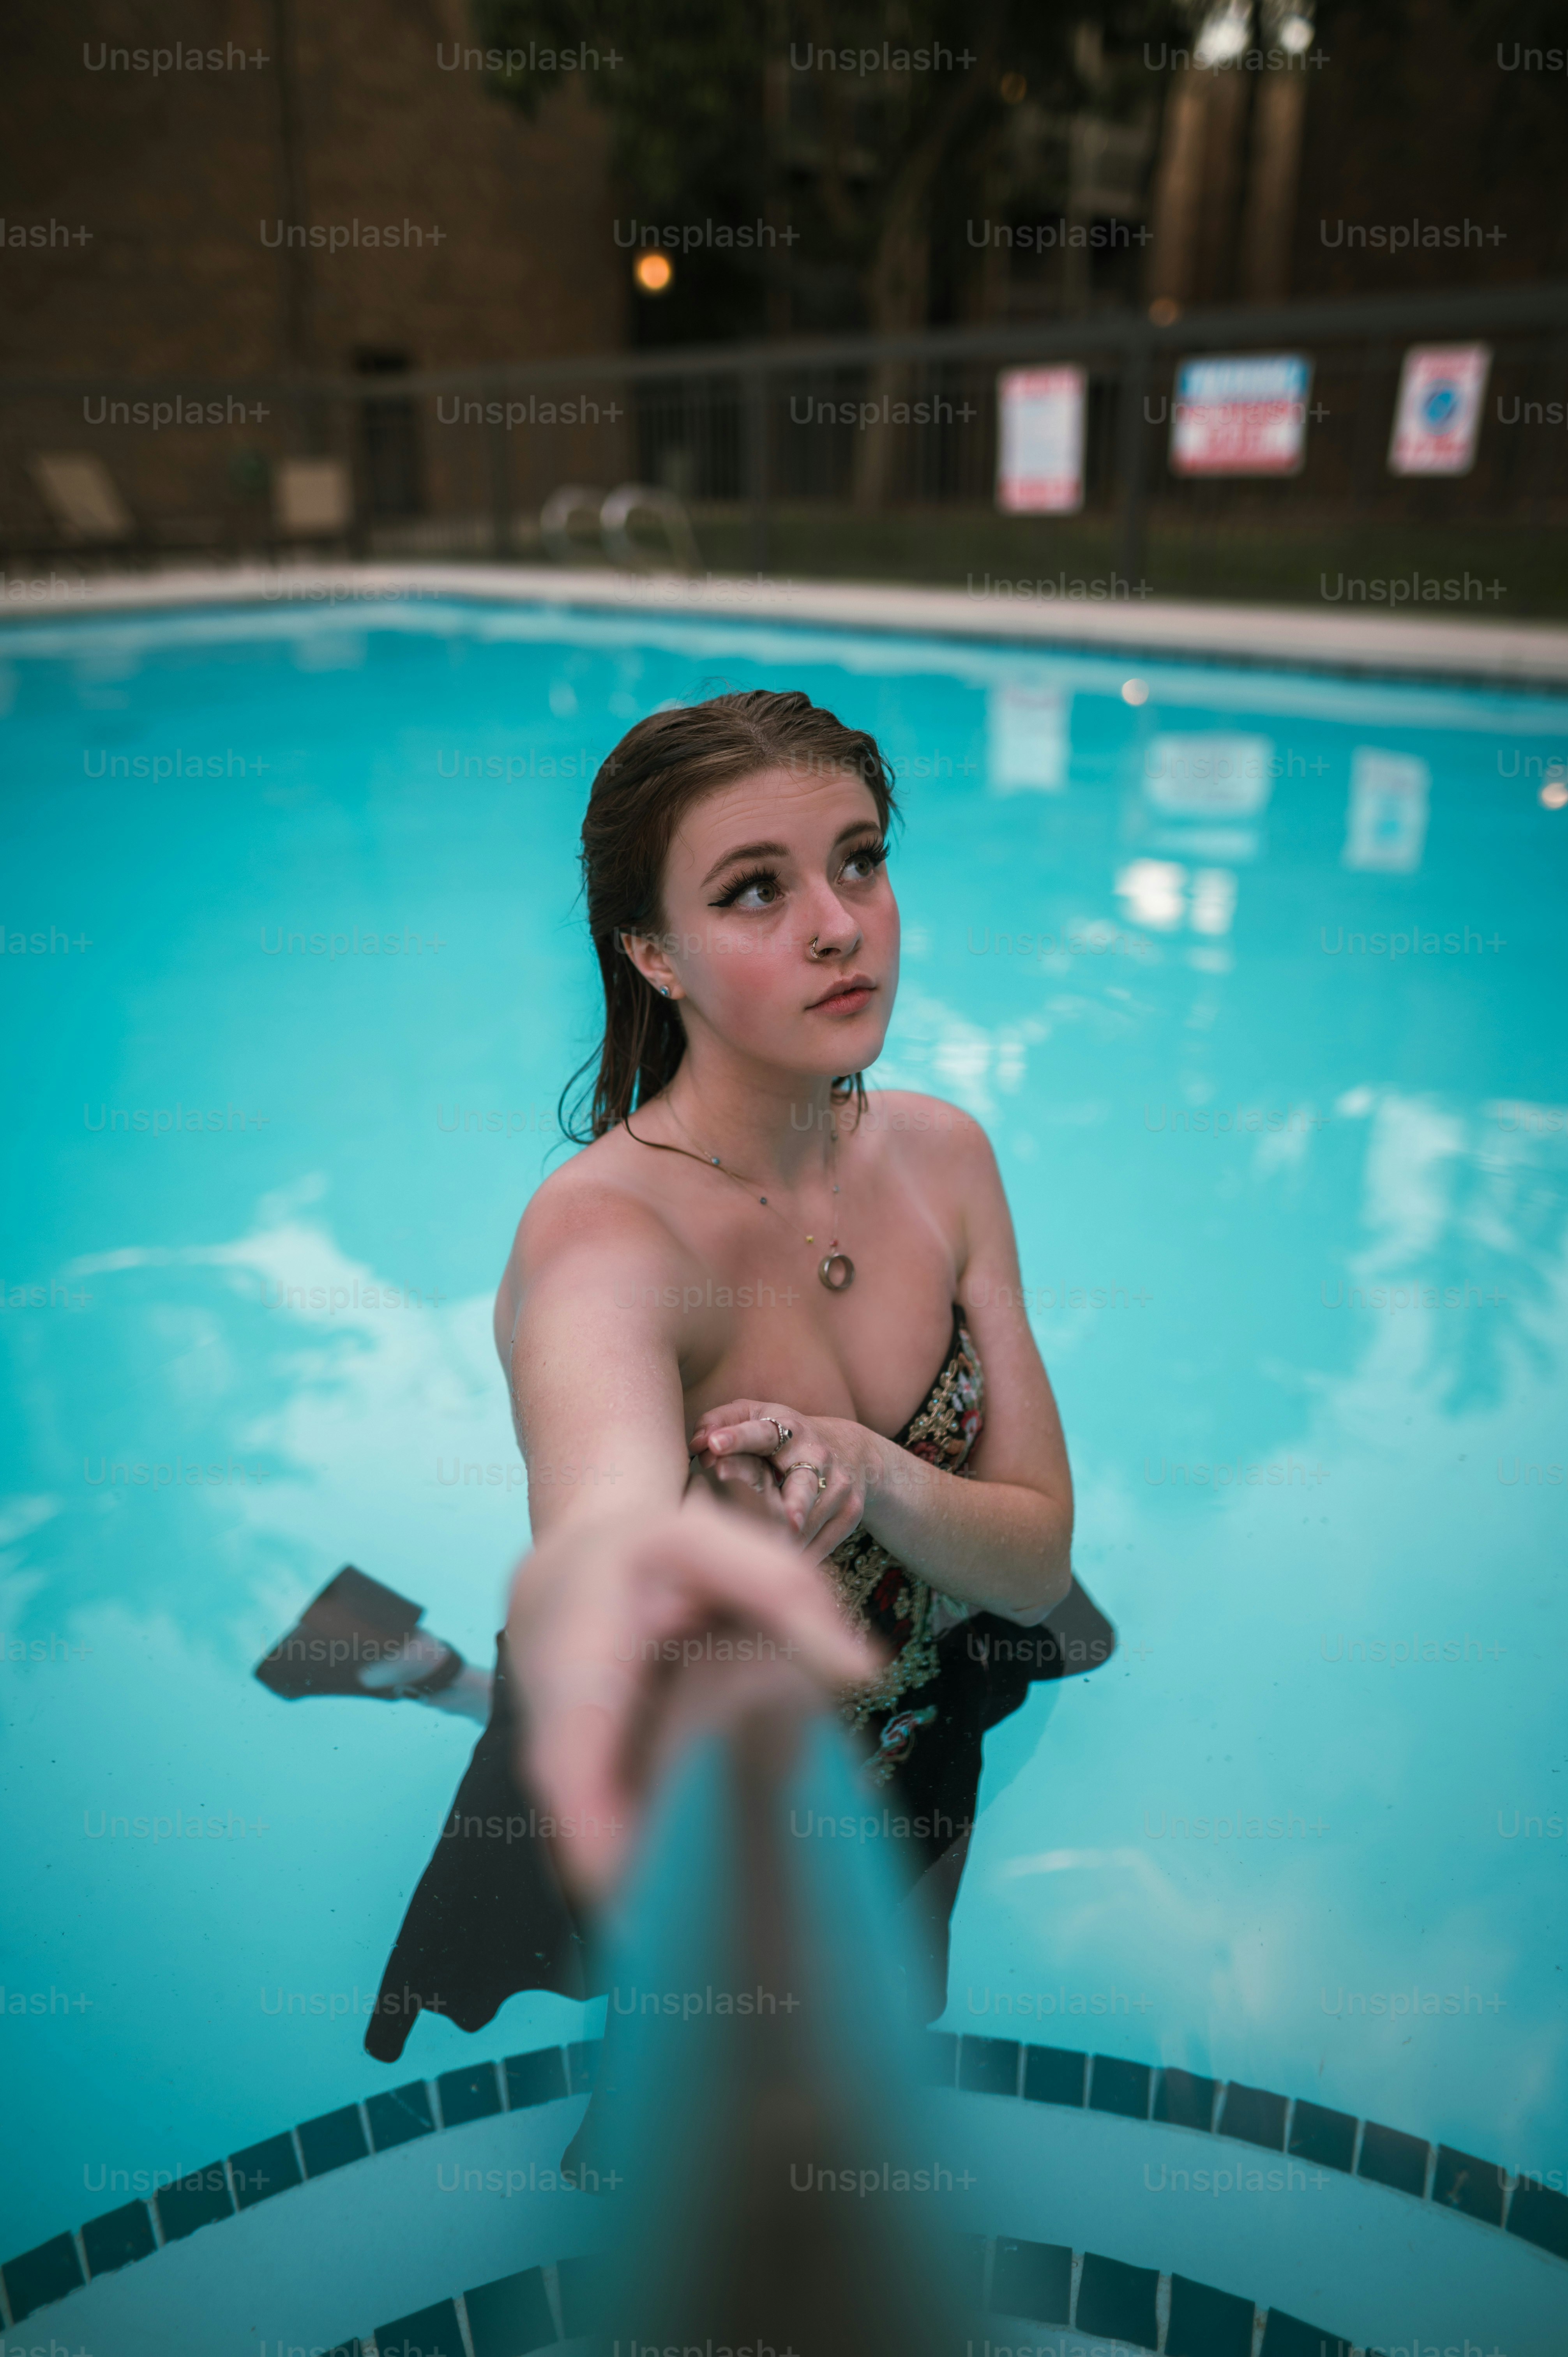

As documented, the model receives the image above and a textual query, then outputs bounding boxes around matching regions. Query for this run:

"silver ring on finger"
[781,1459,828,1495]
[765,1416,793,1450]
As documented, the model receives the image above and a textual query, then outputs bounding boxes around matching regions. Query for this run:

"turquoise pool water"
[2,594,1566,2267]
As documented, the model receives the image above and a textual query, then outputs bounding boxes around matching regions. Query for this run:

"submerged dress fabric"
[366,1304,1111,2063]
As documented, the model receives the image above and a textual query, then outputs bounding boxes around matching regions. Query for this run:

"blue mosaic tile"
[1507,2174,1568,2260]
[464,2264,556,2356]
[229,2131,302,2209]
[2,2232,84,2320]
[375,2298,464,2355]
[1088,2055,1151,2119]
[959,2035,1020,2096]
[1075,2251,1158,2346]
[1357,2119,1428,2196]
[1432,2144,1504,2224]
[81,2200,155,2277]
[1287,2097,1356,2172]
[298,2104,369,2178]
[438,2061,501,2127]
[1167,2272,1255,2357]
[504,2048,569,2108]
[1153,2068,1216,2131]
[990,2235,1071,2324]
[154,2162,233,2244]
[1217,2082,1286,2151]
[1261,2315,1367,2357]
[367,2082,436,2152]
[1021,2044,1085,2107]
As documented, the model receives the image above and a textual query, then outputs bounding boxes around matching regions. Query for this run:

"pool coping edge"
[4,562,1568,687]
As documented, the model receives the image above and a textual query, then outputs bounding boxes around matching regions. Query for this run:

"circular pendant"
[818,1251,855,1292]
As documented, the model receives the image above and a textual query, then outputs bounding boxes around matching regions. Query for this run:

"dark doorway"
[355,350,423,518]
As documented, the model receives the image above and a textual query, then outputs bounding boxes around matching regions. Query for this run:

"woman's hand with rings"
[688,1401,883,1560]
[683,1437,793,1527]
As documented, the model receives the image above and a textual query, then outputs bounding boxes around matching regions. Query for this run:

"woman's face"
[627,763,899,1077]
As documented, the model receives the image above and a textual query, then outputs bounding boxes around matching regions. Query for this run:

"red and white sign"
[1388,345,1491,477]
[997,366,1087,514]
[1170,355,1312,477]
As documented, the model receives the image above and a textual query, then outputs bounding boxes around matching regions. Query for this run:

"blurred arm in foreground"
[505,1491,883,1908]
[514,1495,983,2357]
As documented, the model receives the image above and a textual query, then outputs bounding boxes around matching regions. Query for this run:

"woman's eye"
[844,843,887,882]
[716,869,782,911]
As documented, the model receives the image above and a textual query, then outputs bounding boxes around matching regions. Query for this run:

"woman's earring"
[660,984,671,997]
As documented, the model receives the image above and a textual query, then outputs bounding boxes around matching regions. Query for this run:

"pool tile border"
[0,2037,600,2326]
[327,2237,1382,2357]
[2,2029,1562,2329]
[925,2033,1568,2262]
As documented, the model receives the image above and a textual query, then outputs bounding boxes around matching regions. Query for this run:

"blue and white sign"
[1389,345,1491,477]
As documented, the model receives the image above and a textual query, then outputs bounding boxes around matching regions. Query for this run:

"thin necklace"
[623,1106,856,1292]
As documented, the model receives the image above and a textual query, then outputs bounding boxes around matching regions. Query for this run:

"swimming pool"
[3,591,1566,2340]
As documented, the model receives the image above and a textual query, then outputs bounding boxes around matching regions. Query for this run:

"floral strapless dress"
[826,1304,984,1774]
[365,1301,1113,2062]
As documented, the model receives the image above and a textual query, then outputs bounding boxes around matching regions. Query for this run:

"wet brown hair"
[560,689,898,1142]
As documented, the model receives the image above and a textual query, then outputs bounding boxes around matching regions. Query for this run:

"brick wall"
[0,0,628,547]
[0,0,624,377]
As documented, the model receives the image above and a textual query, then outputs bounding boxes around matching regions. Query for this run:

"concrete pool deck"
[5,560,1568,689]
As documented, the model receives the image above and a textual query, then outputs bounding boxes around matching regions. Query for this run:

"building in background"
[4,0,1561,563]
[946,0,1566,325]
[1141,0,1567,315]
[0,0,623,549]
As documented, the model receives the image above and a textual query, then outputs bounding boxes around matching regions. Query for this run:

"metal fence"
[4,278,1567,612]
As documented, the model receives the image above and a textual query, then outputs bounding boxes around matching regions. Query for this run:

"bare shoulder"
[860,1088,997,1178]
[862,1090,1012,1282]
[494,1129,687,1360]
[516,1131,660,1253]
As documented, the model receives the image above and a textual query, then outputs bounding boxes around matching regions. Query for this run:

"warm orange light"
[1542,777,1568,809]
[999,72,1027,103]
[633,252,673,294]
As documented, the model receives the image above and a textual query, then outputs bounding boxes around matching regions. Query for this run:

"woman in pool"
[364,687,1088,2058]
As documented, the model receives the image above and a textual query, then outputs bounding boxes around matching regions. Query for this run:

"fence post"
[1526,327,1568,529]
[1351,338,1393,513]
[1115,328,1153,593]
[487,374,512,560]
[343,385,370,563]
[743,364,770,576]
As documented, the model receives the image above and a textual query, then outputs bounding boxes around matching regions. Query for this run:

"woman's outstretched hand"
[506,1495,882,1908]
[689,1402,884,1558]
